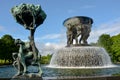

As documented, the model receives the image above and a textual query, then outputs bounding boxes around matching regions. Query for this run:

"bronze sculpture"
[11,3,46,78]
[12,39,42,76]
[63,16,93,46]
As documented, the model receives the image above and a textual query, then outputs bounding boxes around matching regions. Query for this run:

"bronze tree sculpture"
[11,3,46,78]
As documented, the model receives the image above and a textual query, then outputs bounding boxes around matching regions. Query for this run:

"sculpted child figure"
[12,39,42,76]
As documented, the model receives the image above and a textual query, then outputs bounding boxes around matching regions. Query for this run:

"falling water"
[49,46,114,68]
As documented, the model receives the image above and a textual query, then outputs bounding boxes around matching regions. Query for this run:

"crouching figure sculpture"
[12,39,42,77]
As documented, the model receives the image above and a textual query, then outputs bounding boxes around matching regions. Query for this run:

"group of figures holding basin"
[63,16,93,47]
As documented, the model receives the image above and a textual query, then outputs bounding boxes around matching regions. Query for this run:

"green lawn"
[0,59,12,65]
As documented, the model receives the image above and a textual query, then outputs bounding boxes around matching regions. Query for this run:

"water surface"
[0,65,120,78]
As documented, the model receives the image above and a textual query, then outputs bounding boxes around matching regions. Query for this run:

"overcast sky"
[0,0,120,55]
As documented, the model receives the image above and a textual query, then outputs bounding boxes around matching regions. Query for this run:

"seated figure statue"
[12,39,42,77]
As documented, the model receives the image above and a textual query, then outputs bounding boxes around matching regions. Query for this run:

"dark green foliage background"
[0,34,18,65]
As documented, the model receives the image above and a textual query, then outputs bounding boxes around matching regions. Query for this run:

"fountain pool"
[0,65,120,78]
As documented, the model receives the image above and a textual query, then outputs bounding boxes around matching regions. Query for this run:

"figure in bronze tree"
[11,3,46,78]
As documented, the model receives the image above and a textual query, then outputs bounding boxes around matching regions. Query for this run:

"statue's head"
[15,39,24,46]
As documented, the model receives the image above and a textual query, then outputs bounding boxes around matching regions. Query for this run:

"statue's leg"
[67,39,70,47]
[79,34,83,44]
[69,38,73,46]
[37,55,42,76]
[83,38,87,44]
[19,55,27,74]
[12,53,18,70]
[67,40,70,46]
[32,58,42,77]
[37,62,42,76]
[83,33,89,44]
[76,38,78,45]
[70,37,73,45]
[67,34,71,47]
[21,59,27,74]
[15,58,23,76]
[83,36,87,44]
[13,61,18,70]
[75,36,78,45]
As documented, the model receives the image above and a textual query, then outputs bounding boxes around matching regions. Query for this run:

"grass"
[0,59,12,66]
[112,73,120,76]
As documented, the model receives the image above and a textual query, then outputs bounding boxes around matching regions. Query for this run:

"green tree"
[111,34,120,62]
[0,39,6,61]
[40,54,52,64]
[97,34,112,53]
[98,33,120,63]
[0,34,18,64]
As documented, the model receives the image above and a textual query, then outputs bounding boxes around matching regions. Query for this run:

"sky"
[0,0,120,55]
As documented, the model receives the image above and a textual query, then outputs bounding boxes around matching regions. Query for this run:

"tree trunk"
[29,29,38,62]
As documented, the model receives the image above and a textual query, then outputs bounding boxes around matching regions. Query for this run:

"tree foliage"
[97,34,112,53]
[0,34,18,64]
[97,33,120,63]
[111,34,120,62]
[40,54,52,64]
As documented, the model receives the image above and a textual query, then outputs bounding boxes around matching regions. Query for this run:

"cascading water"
[49,46,115,68]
